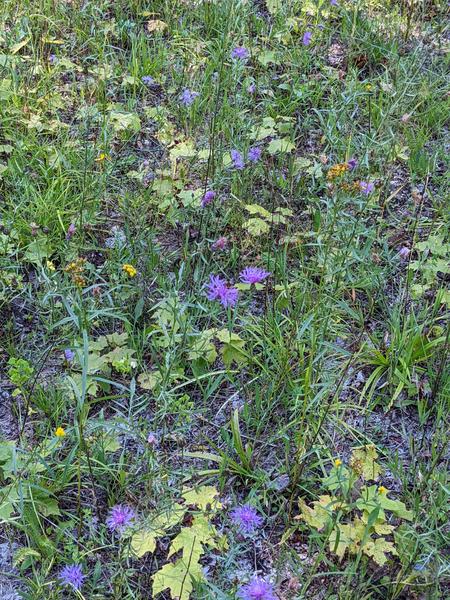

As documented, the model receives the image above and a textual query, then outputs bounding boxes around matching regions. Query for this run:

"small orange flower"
[122,264,137,277]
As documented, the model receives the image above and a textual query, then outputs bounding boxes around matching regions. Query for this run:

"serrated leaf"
[363,537,398,566]
[182,486,222,511]
[244,203,271,218]
[298,495,336,530]
[216,330,247,367]
[350,445,382,481]
[168,515,218,564]
[109,111,140,134]
[188,330,217,364]
[152,558,201,600]
[13,547,41,567]
[131,529,158,557]
[170,141,196,161]
[267,137,295,155]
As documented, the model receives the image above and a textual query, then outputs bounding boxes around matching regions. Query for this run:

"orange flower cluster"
[64,257,86,287]
[327,162,349,180]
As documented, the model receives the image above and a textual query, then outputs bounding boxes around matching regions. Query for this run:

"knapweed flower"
[106,504,135,533]
[237,577,276,600]
[231,46,250,60]
[66,223,76,240]
[334,458,342,467]
[330,0,339,6]
[247,83,256,94]
[141,75,155,86]
[230,504,263,535]
[201,190,216,207]
[359,181,375,195]
[347,157,358,171]
[64,348,75,362]
[239,267,270,285]
[122,264,137,277]
[55,427,66,438]
[205,275,238,307]
[59,564,85,591]
[212,236,228,251]
[248,146,262,163]
[303,31,312,46]
[231,149,245,170]
[180,88,199,106]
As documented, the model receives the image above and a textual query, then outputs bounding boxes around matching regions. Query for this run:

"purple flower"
[64,349,75,362]
[206,274,228,301]
[49,54,57,64]
[205,275,238,307]
[398,246,410,259]
[240,267,270,285]
[232,46,250,60]
[303,31,312,46]
[106,505,135,533]
[347,157,358,171]
[248,146,262,163]
[230,504,263,535]
[202,190,216,207]
[147,432,158,446]
[231,149,245,170]
[180,88,199,107]
[141,75,155,86]
[330,0,339,6]
[359,181,375,195]
[66,223,76,240]
[59,564,85,591]
[212,236,228,251]
[247,83,256,94]
[237,577,276,600]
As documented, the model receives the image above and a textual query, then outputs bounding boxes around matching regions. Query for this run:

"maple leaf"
[363,537,398,566]
[181,486,222,511]
[298,495,336,530]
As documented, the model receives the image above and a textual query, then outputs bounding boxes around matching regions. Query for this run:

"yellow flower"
[327,163,348,180]
[378,485,387,494]
[55,427,66,437]
[46,260,56,271]
[122,264,137,277]
[95,152,108,162]
[334,458,342,468]
[365,84,372,91]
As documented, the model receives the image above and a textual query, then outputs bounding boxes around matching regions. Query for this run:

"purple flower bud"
[66,223,76,240]
[212,236,228,251]
[303,31,312,46]
[359,181,375,195]
[330,0,339,6]
[141,75,155,87]
[64,349,75,362]
[248,146,262,163]
[231,149,245,170]
[147,432,158,446]
[201,190,216,207]
[347,157,358,171]
[398,246,410,259]
[247,83,256,94]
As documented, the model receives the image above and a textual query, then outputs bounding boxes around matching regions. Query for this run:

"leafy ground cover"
[0,0,449,598]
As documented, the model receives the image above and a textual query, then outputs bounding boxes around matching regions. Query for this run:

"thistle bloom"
[59,564,85,591]
[248,146,262,163]
[220,286,239,307]
[240,267,270,285]
[106,504,135,533]
[237,577,276,600]
[232,46,249,60]
[231,149,245,170]
[212,236,228,251]
[180,88,199,106]
[302,31,312,46]
[202,190,216,207]
[230,504,263,535]
[359,181,375,195]
[347,157,358,170]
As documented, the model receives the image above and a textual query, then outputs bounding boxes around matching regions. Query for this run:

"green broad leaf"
[131,529,158,557]
[350,445,382,481]
[131,505,185,558]
[216,330,247,367]
[329,519,366,560]
[181,486,222,511]
[266,0,282,15]
[137,371,160,390]
[362,537,398,566]
[323,465,351,494]
[109,111,140,134]
[0,484,19,519]
[178,188,202,208]
[170,141,196,161]
[244,203,271,218]
[267,137,295,155]
[105,332,129,347]
[258,51,279,66]
[168,515,219,564]
[23,238,50,264]
[298,495,337,530]
[188,329,217,364]
[243,217,270,236]
[378,495,413,521]
[152,557,202,600]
